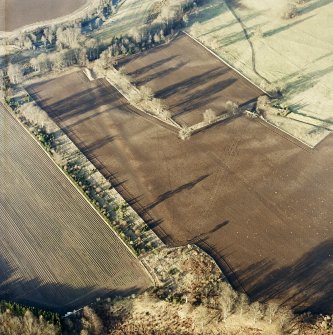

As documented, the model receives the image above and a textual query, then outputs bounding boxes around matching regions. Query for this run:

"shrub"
[225,100,239,114]
[202,108,217,124]
[179,127,192,140]
[282,4,298,19]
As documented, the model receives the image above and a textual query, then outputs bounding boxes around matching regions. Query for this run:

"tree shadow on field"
[81,135,117,155]
[155,67,230,101]
[27,82,125,128]
[0,254,147,314]
[119,55,179,77]
[188,0,227,25]
[210,220,230,233]
[283,64,333,98]
[144,174,209,211]
[133,61,187,87]
[237,239,333,313]
[199,10,264,38]
[263,15,314,38]
[172,78,237,118]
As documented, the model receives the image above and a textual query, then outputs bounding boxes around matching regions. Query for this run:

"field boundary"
[258,116,314,150]
[224,0,271,85]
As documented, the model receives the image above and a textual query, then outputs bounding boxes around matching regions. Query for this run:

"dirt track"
[118,33,263,126]
[27,69,333,313]
[0,104,151,313]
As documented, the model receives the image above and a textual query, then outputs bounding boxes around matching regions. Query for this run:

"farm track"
[224,0,271,85]
[0,104,152,313]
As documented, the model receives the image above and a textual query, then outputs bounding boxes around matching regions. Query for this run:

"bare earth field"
[119,33,263,126]
[0,0,87,31]
[0,104,151,313]
[27,69,333,313]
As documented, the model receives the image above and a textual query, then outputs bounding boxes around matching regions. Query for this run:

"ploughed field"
[118,33,263,126]
[27,69,333,313]
[0,0,86,31]
[0,104,151,313]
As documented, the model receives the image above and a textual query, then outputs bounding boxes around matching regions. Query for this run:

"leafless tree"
[0,69,5,88]
[159,5,176,26]
[0,309,59,335]
[183,13,189,25]
[153,33,161,43]
[30,57,40,72]
[203,108,217,124]
[236,293,249,316]
[81,306,103,335]
[282,4,298,19]
[7,63,23,84]
[98,49,116,69]
[225,100,239,114]
[36,53,51,72]
[73,47,88,66]
[24,37,33,50]
[217,282,238,322]
[57,27,81,49]
[140,86,154,101]
[250,301,264,325]
[85,38,99,59]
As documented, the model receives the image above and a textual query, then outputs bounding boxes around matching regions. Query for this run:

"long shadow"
[81,135,117,154]
[219,22,263,48]
[290,107,333,126]
[0,254,145,315]
[133,61,187,87]
[210,220,230,233]
[27,83,121,126]
[186,221,230,244]
[263,15,314,38]
[283,64,333,97]
[28,75,177,134]
[121,55,179,78]
[226,0,247,9]
[144,174,209,211]
[171,78,237,117]
[155,67,230,100]
[190,0,227,24]
[238,239,333,313]
[200,10,265,38]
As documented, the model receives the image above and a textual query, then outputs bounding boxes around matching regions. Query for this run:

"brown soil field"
[27,70,333,314]
[118,33,263,126]
[0,0,86,31]
[0,104,152,313]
